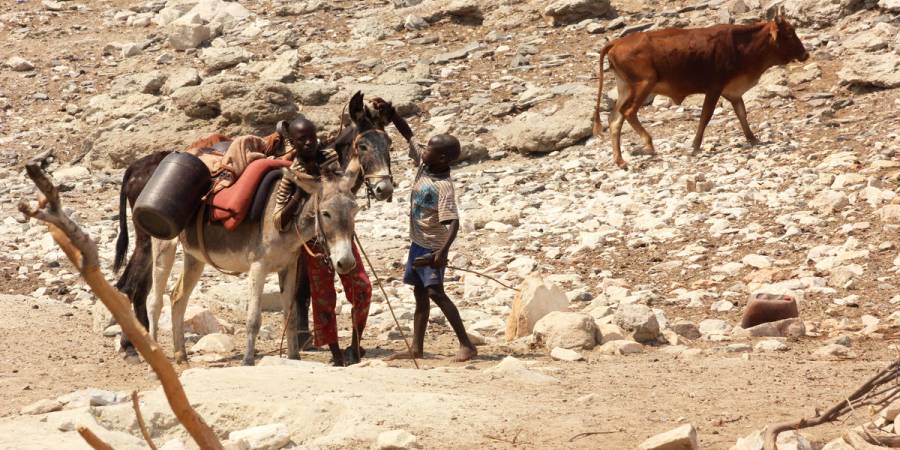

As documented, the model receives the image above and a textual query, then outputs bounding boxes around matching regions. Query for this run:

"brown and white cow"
[592,12,809,169]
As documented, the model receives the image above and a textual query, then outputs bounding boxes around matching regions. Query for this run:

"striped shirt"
[410,163,458,250]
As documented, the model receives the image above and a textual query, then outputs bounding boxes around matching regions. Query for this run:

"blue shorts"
[403,243,445,288]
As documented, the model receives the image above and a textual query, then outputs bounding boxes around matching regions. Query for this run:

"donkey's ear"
[276,120,288,136]
[282,167,320,195]
[340,152,362,192]
[349,91,368,127]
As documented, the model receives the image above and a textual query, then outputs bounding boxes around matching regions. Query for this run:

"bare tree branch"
[132,391,158,450]
[764,361,900,449]
[19,158,223,450]
[77,426,115,450]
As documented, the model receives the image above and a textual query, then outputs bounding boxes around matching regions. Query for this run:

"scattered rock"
[375,429,421,450]
[20,399,63,415]
[191,333,235,354]
[812,343,856,359]
[505,277,568,340]
[638,423,699,450]
[162,68,201,95]
[543,0,613,26]
[671,320,701,340]
[699,319,732,337]
[754,340,789,352]
[6,56,35,72]
[614,303,661,343]
[809,190,848,213]
[597,323,626,343]
[533,311,597,350]
[167,14,213,50]
[838,53,900,89]
[484,356,558,384]
[550,347,584,361]
[201,46,251,71]
[227,423,290,450]
[596,340,643,355]
[492,89,594,154]
[259,50,299,82]
[184,306,223,335]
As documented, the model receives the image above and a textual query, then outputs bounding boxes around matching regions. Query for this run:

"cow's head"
[769,11,809,64]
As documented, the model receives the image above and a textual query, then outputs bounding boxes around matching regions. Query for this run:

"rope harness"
[351,129,394,207]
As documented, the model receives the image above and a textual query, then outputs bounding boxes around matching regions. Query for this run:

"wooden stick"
[19,159,223,450]
[77,426,115,450]
[132,391,158,450]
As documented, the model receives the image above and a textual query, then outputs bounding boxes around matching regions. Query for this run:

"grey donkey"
[148,155,362,365]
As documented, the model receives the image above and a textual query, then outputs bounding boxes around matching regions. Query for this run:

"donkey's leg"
[279,259,300,360]
[148,238,176,342]
[243,262,267,366]
[295,255,312,350]
[171,253,204,364]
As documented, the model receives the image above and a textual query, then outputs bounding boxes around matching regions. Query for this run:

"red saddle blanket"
[210,159,291,231]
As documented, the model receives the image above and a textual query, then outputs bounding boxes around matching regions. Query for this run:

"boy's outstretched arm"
[408,139,421,166]
[432,219,459,268]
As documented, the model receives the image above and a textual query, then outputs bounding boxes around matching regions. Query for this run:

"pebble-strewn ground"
[2,0,900,448]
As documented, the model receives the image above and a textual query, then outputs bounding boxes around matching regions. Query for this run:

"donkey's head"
[347,91,394,201]
[284,155,362,274]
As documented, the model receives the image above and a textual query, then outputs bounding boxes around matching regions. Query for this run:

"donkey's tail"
[113,165,132,273]
[592,41,615,136]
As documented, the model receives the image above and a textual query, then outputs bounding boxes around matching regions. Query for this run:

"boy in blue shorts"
[391,134,477,362]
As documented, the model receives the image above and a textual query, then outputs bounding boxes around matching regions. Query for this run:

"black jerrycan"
[133,152,211,240]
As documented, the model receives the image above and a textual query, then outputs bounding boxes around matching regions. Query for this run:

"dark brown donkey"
[592,11,809,169]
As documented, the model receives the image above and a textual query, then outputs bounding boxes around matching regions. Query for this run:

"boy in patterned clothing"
[390,134,477,362]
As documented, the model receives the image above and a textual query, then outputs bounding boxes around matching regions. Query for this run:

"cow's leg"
[609,76,630,169]
[725,95,759,146]
[692,91,722,154]
[623,80,656,157]
[170,253,204,364]
[279,259,300,360]
[243,262,266,366]
[148,238,176,342]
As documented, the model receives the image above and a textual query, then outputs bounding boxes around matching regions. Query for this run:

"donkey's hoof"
[241,356,255,366]
[343,347,366,366]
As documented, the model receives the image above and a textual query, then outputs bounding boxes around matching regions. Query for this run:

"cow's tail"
[113,165,132,273]
[592,41,615,136]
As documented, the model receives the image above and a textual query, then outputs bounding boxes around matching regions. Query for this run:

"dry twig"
[18,158,223,450]
[132,391,158,450]
[763,360,900,449]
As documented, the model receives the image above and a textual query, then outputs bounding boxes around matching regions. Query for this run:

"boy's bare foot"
[385,350,423,361]
[452,345,477,362]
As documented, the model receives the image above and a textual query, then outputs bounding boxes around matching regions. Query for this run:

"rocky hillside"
[2,0,900,448]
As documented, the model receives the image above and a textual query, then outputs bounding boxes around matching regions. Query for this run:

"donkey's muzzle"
[373,180,394,201]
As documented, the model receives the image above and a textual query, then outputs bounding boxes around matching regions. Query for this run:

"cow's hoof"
[174,352,188,365]
[615,161,629,170]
